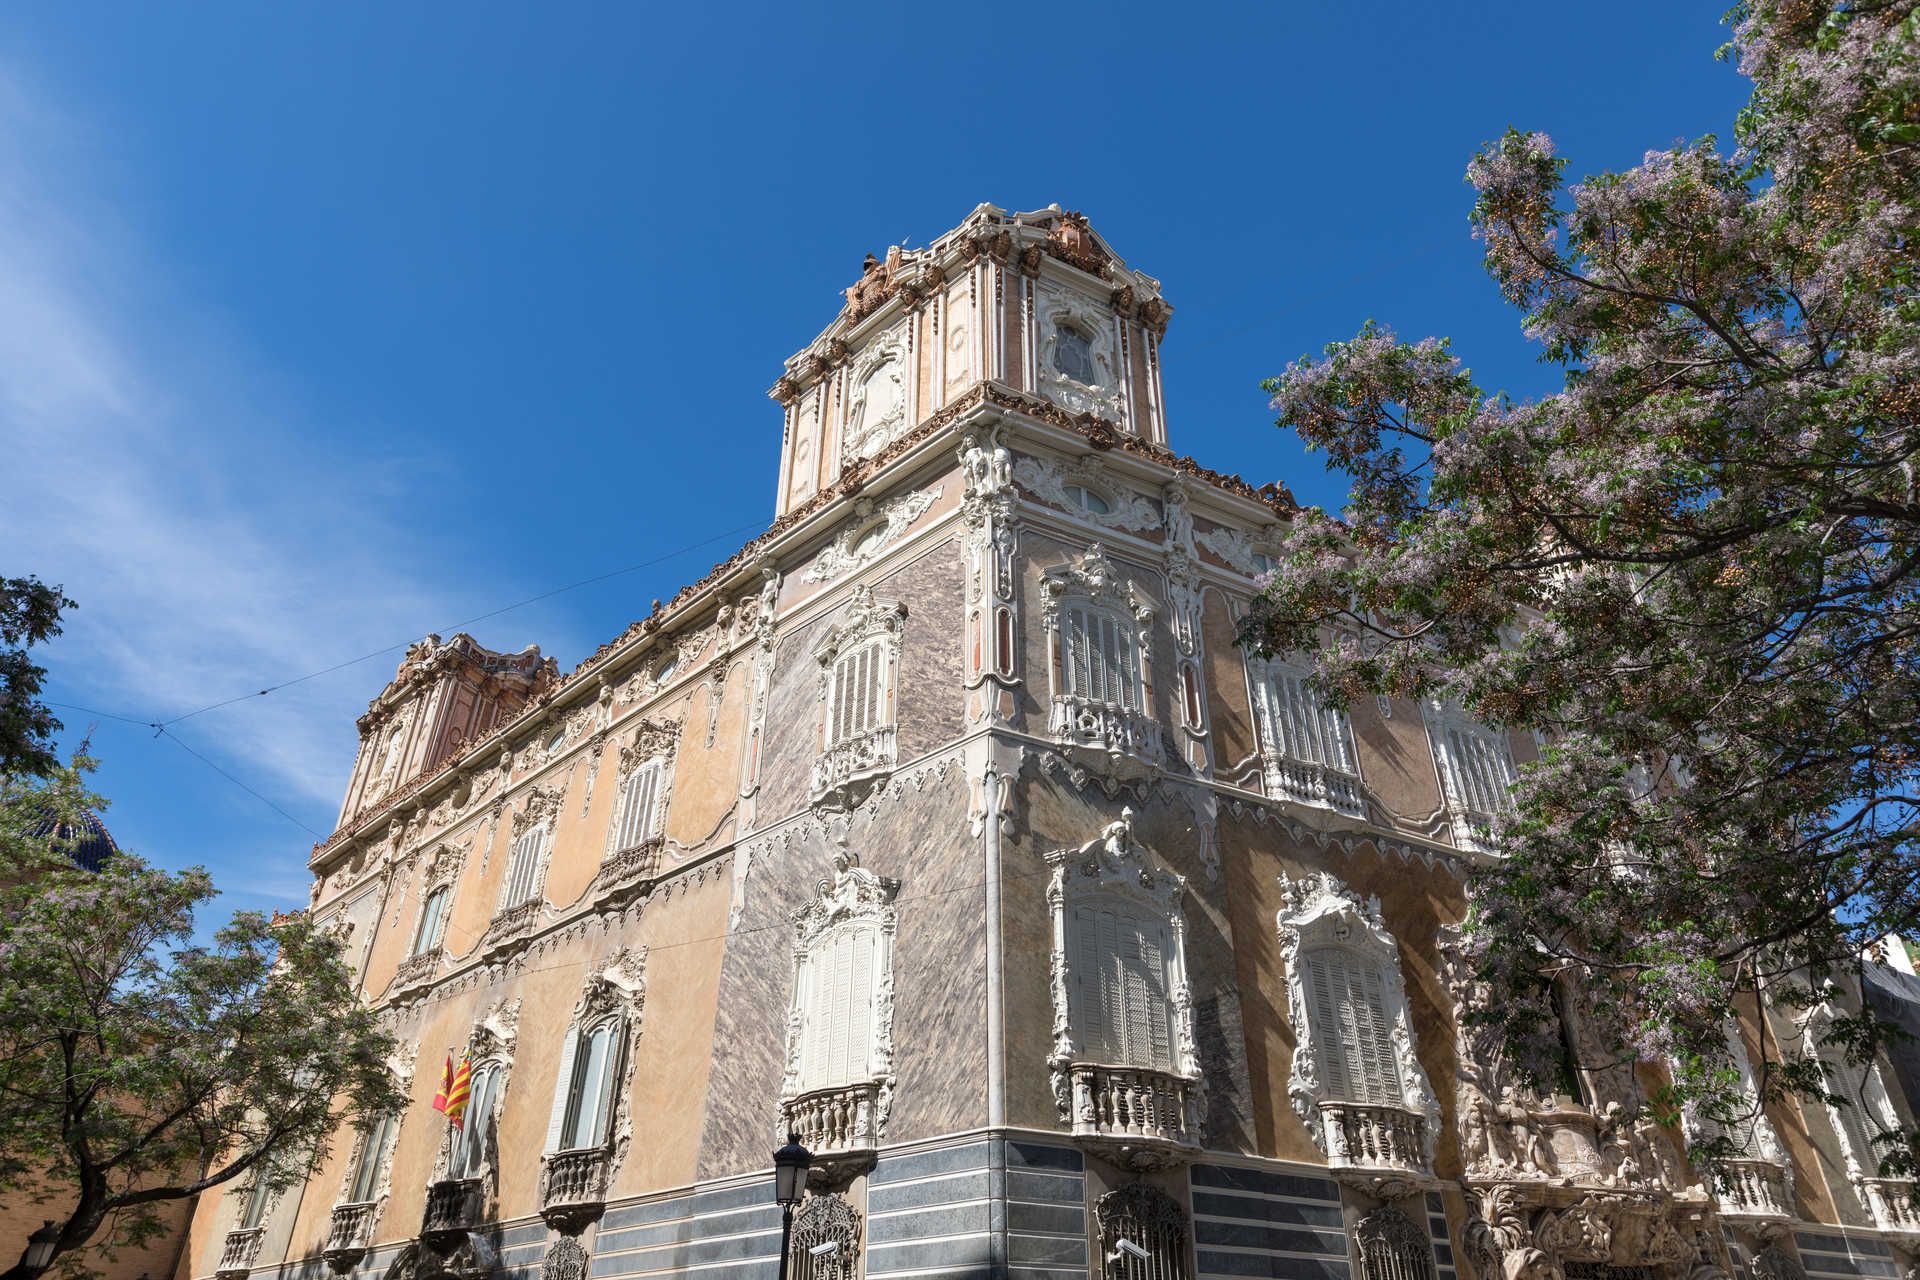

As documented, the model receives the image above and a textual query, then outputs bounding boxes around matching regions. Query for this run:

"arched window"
[1355,1206,1436,1280]
[1096,1183,1190,1280]
[449,1062,503,1179]
[1055,324,1097,385]
[538,949,645,1223]
[1063,483,1112,515]
[498,787,562,915]
[1060,603,1142,711]
[346,1111,399,1204]
[598,720,679,893]
[548,1017,623,1152]
[1277,872,1439,1175]
[1250,655,1363,817]
[411,887,450,958]
[612,758,665,856]
[238,1171,274,1229]
[810,587,906,808]
[1422,700,1517,851]
[1041,547,1162,776]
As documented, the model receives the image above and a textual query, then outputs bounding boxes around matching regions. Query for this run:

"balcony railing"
[216,1226,265,1279]
[322,1201,377,1274]
[594,836,663,896]
[1049,696,1162,779]
[1859,1177,1920,1235]
[389,947,441,994]
[1065,1064,1203,1163]
[1266,758,1366,819]
[1714,1159,1793,1224]
[481,898,542,952]
[783,1080,884,1156]
[810,727,897,809]
[420,1176,483,1252]
[1318,1101,1429,1178]
[538,1145,612,1231]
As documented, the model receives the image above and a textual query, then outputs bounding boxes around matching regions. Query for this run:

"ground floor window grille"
[1097,1183,1190,1280]
[1356,1206,1435,1280]
[787,1193,860,1280]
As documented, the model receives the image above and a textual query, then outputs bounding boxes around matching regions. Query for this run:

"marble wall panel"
[881,538,966,763]
[753,626,825,826]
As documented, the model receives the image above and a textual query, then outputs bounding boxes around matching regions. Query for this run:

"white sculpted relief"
[800,485,943,584]
[1036,283,1126,425]
[842,329,909,464]
[1011,454,1159,533]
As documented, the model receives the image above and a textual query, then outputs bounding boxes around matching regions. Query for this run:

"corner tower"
[768,203,1173,517]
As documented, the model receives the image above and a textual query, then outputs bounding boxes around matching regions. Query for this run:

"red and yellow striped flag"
[431,1052,454,1116]
[442,1052,473,1130]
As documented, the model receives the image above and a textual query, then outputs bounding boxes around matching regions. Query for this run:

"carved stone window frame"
[1247,652,1367,819]
[800,486,944,585]
[1799,1002,1903,1184]
[497,785,563,914]
[433,996,519,1186]
[1420,699,1518,853]
[544,948,646,1166]
[1276,871,1441,1170]
[1040,546,1164,776]
[603,719,679,860]
[809,586,907,809]
[1012,453,1160,535]
[407,842,465,957]
[841,328,910,465]
[334,1048,415,1221]
[780,849,902,1122]
[1036,283,1126,424]
[1044,810,1203,1123]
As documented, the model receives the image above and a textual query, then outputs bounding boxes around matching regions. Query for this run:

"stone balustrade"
[1859,1177,1920,1235]
[216,1226,265,1279]
[1267,758,1367,819]
[1049,696,1162,779]
[538,1146,613,1231]
[783,1080,883,1156]
[1319,1100,1429,1176]
[389,948,441,993]
[1066,1064,1202,1154]
[809,727,897,808]
[420,1177,483,1252]
[1715,1159,1793,1224]
[595,837,663,895]
[322,1201,377,1274]
[481,899,543,952]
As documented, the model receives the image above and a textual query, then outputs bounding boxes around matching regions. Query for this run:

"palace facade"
[175,205,1920,1280]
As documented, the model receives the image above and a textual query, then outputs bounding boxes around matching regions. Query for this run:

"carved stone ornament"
[842,327,911,464]
[428,997,519,1188]
[813,585,909,683]
[1276,871,1441,1178]
[509,784,565,842]
[1043,809,1204,1170]
[540,1237,588,1280]
[801,484,944,584]
[1357,1205,1439,1280]
[1197,523,1283,578]
[1040,546,1163,780]
[788,1193,861,1280]
[1044,210,1112,277]
[1012,453,1160,533]
[1036,282,1127,424]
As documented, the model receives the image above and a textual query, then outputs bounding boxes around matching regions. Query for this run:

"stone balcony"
[593,836,664,898]
[1048,695,1162,780]
[1063,1063,1203,1171]
[538,1145,612,1233]
[810,726,897,809]
[420,1176,484,1254]
[481,899,543,953]
[322,1201,377,1274]
[215,1226,265,1280]
[1318,1101,1431,1195]
[1859,1177,1920,1237]
[388,947,441,996]
[783,1080,885,1185]
[1714,1159,1793,1226]
[1266,758,1366,819]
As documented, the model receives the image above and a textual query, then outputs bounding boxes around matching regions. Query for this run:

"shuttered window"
[1303,947,1402,1105]
[449,1064,500,1178]
[412,887,449,957]
[1440,722,1517,818]
[826,641,889,747]
[799,926,880,1091]
[1257,664,1359,775]
[1068,902,1174,1072]
[239,1170,274,1228]
[347,1111,398,1203]
[1062,605,1140,709]
[1821,1053,1892,1172]
[499,826,549,910]
[547,1020,622,1152]
[613,760,664,853]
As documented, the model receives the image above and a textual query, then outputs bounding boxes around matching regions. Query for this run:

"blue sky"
[4,2,1750,918]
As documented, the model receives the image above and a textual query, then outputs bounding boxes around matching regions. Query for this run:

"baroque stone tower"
[180,204,1920,1280]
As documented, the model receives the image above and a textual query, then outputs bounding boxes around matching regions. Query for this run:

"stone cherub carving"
[959,431,1014,501]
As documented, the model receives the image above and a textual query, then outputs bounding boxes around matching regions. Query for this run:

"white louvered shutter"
[501,827,547,909]
[799,951,828,1090]
[826,932,854,1085]
[1445,723,1516,817]
[1099,909,1125,1063]
[1308,951,1353,1101]
[545,1026,581,1153]
[1353,963,1400,1103]
[1138,922,1172,1071]
[847,931,875,1081]
[1826,1057,1884,1170]
[615,761,660,852]
[1072,905,1106,1060]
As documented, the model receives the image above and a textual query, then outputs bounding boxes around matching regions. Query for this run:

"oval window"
[1063,484,1111,515]
[544,727,566,753]
[653,655,678,684]
[1251,552,1277,575]
[1054,325,1096,384]
[851,522,889,559]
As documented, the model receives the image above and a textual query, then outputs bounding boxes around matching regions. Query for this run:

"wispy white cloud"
[0,62,489,816]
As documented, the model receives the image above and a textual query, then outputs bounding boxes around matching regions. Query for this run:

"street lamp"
[18,1221,60,1276]
[771,1132,812,1280]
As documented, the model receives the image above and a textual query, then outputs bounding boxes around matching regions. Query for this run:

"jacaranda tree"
[1242,0,1919,1174]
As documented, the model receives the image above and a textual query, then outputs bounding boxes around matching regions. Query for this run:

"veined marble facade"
[181,205,1920,1280]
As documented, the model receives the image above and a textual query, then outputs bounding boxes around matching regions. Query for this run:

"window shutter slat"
[545,1025,581,1153]
[849,932,875,1079]
[800,951,827,1090]
[828,933,854,1085]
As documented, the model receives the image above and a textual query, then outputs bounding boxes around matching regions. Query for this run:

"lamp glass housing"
[24,1221,60,1269]
[771,1133,811,1206]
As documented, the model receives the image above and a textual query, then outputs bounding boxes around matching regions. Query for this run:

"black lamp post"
[16,1221,60,1278]
[772,1132,812,1280]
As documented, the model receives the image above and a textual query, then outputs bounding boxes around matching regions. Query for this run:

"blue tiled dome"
[30,806,119,872]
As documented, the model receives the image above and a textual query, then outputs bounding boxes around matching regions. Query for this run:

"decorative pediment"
[419,842,466,892]
[801,486,943,585]
[792,846,901,943]
[1042,806,1186,913]
[1277,871,1391,953]
[617,719,681,773]
[842,328,912,464]
[509,785,564,838]
[572,946,648,1025]
[1013,455,1159,533]
[813,586,908,669]
[1198,523,1283,577]
[468,995,520,1063]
